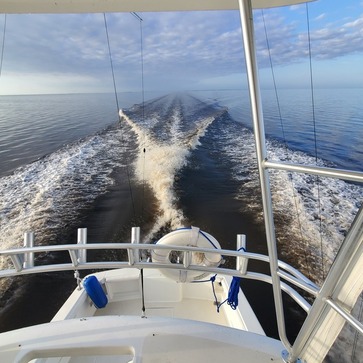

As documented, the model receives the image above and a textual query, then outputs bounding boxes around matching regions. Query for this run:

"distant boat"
[0,1,362,363]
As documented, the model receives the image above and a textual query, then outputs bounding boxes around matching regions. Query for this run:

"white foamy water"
[119,106,220,240]
[220,122,362,281]
[0,124,132,271]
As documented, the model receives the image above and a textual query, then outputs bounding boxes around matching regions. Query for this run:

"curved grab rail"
[0,240,317,311]
[0,242,316,285]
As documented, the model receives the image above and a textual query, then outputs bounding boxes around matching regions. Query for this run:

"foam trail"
[220,121,362,283]
[119,104,220,240]
[0,124,131,274]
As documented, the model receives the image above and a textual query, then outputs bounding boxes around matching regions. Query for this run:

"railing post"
[237,234,248,275]
[77,228,87,264]
[131,227,141,264]
[23,232,34,268]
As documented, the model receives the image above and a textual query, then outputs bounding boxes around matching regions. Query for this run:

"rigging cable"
[306,3,325,280]
[103,13,136,220]
[131,12,145,123]
[261,10,312,279]
[131,13,147,317]
[0,14,7,78]
[131,12,146,220]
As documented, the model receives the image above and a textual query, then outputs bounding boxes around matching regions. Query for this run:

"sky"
[0,0,362,95]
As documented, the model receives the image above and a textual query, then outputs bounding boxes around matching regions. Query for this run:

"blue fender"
[83,275,108,309]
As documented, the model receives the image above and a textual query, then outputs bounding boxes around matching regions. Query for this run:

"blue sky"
[0,0,362,95]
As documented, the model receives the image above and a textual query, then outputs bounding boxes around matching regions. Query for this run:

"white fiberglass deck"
[53,268,264,334]
[2,268,281,363]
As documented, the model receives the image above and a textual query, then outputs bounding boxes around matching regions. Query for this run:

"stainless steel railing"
[0,228,317,313]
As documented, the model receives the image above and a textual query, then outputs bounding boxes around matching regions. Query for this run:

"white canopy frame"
[0,0,316,14]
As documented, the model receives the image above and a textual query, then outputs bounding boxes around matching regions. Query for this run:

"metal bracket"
[281,350,305,363]
[74,270,82,290]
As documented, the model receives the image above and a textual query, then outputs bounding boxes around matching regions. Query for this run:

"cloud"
[3,14,108,72]
[140,12,244,76]
[289,4,305,12]
[305,14,363,59]
[0,71,105,94]
[1,13,145,93]
[253,10,363,65]
[0,6,362,94]
[314,13,326,21]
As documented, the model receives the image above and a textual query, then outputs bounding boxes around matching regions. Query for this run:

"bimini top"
[0,0,316,14]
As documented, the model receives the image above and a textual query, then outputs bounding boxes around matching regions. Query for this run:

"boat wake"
[120,94,227,240]
[1,92,358,283]
[219,120,362,282]
[0,123,134,275]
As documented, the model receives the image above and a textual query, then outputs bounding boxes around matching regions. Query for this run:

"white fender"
[151,227,222,282]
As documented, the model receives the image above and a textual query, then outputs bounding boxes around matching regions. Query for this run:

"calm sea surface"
[0,89,361,178]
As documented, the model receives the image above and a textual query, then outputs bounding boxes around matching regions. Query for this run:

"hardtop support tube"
[289,206,363,362]
[238,0,291,352]
[263,160,363,184]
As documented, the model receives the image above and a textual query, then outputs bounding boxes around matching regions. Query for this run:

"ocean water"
[0,90,362,360]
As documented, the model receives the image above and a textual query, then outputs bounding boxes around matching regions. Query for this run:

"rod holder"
[237,234,248,275]
[23,232,34,268]
[77,228,87,264]
[131,227,141,263]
